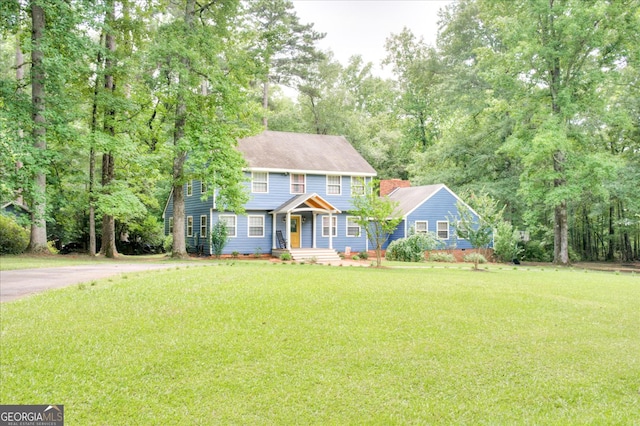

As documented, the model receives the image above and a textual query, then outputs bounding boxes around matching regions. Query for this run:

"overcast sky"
[291,0,453,78]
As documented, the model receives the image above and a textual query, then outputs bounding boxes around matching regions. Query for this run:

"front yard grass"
[1,263,638,424]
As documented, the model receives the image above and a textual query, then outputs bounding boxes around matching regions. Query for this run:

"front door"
[290,215,301,248]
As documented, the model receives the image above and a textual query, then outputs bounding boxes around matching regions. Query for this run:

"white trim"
[290,173,306,194]
[437,220,449,240]
[248,215,265,238]
[186,216,193,237]
[415,220,428,234]
[245,167,377,177]
[219,214,237,238]
[403,184,481,219]
[346,216,360,237]
[321,215,337,238]
[251,171,269,194]
[326,175,342,195]
[200,215,207,238]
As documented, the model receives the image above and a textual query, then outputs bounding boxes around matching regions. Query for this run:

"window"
[322,216,337,237]
[248,215,265,237]
[200,215,207,238]
[187,216,193,237]
[327,175,342,195]
[186,180,193,196]
[351,177,365,196]
[415,221,428,234]
[437,221,449,239]
[169,217,174,233]
[252,172,268,193]
[291,174,305,194]
[219,215,236,237]
[201,181,207,195]
[347,216,360,237]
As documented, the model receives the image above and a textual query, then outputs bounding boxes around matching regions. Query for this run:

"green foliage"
[522,240,552,262]
[349,180,403,267]
[127,216,165,248]
[162,235,173,254]
[357,251,368,260]
[493,220,523,263]
[0,214,29,254]
[463,253,487,264]
[210,221,229,259]
[279,252,292,261]
[386,232,442,262]
[429,252,456,263]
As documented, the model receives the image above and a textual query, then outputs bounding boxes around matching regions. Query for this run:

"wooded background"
[1,0,638,263]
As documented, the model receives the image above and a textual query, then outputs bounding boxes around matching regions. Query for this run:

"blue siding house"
[163,131,377,259]
[163,131,482,259]
[384,183,481,250]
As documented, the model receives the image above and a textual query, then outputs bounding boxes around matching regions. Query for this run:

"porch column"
[312,213,317,248]
[286,212,291,250]
[328,211,333,250]
[271,214,277,249]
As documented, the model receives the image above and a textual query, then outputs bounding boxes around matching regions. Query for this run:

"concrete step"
[289,249,341,262]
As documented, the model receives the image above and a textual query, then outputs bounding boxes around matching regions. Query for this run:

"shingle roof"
[386,184,446,216]
[237,131,377,176]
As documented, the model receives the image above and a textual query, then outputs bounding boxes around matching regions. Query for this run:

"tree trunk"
[262,80,269,129]
[88,33,105,257]
[99,1,118,258]
[26,1,48,254]
[171,0,195,259]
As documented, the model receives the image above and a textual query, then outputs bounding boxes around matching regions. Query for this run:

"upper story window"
[201,181,207,195]
[252,172,268,193]
[437,221,449,239]
[351,177,365,196]
[327,175,342,195]
[291,174,305,194]
[186,180,193,197]
[415,221,428,234]
[169,217,174,234]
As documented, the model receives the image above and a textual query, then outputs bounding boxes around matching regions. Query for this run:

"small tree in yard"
[210,221,228,259]
[349,180,403,268]
[449,193,499,270]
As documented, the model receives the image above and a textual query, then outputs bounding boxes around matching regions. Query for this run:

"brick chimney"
[380,179,411,196]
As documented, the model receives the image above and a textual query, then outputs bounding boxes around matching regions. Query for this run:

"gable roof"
[237,131,377,176]
[386,184,479,218]
[270,193,341,214]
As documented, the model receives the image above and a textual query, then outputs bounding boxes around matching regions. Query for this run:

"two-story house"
[163,131,376,261]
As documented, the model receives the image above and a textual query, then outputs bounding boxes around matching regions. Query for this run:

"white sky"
[292,0,454,78]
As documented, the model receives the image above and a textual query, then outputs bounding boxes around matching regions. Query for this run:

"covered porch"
[270,193,341,251]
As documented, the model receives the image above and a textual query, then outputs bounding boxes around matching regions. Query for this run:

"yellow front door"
[290,215,301,248]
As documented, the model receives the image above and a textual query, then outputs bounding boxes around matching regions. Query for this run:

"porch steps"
[289,248,341,263]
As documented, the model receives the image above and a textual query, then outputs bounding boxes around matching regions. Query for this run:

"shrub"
[358,251,369,260]
[210,221,229,259]
[429,252,456,263]
[463,253,487,264]
[279,252,292,261]
[522,240,552,262]
[162,234,173,253]
[352,255,360,261]
[493,221,523,262]
[231,251,239,259]
[0,214,29,255]
[386,232,442,262]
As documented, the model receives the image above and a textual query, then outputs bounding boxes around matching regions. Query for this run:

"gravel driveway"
[0,264,188,303]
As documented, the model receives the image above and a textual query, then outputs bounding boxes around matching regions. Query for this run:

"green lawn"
[0,253,178,271]
[1,263,638,424]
